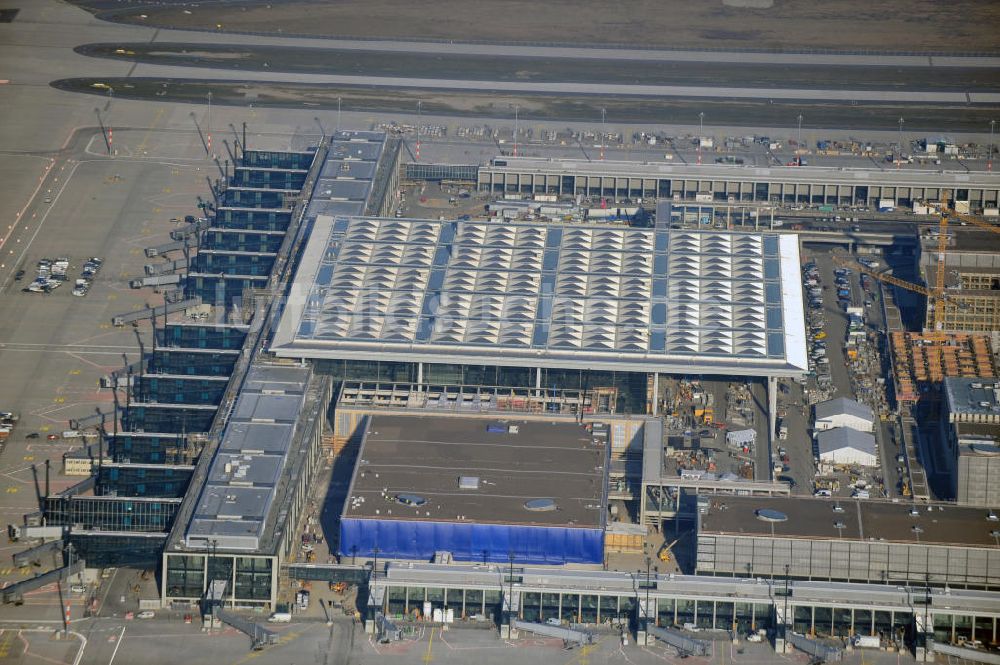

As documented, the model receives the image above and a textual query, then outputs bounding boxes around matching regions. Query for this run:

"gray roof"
[184,363,310,551]
[484,157,1000,191]
[271,216,808,377]
[305,132,386,219]
[816,428,877,456]
[944,377,1000,417]
[700,495,1000,547]
[815,397,874,424]
[343,414,607,529]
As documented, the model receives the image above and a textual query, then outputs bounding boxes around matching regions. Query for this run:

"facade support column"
[651,372,660,416]
[535,367,542,393]
[767,376,778,481]
[417,362,423,387]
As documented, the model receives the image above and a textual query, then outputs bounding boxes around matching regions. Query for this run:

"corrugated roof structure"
[272,216,808,377]
[816,428,877,460]
[814,397,874,424]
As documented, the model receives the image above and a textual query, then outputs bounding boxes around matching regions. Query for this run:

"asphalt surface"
[77,43,1000,92]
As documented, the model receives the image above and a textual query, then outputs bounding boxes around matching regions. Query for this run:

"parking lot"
[773,245,907,501]
[0,128,221,589]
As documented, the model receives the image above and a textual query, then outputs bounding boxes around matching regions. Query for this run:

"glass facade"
[241,149,314,170]
[97,465,191,498]
[214,208,290,231]
[137,376,227,405]
[125,405,216,434]
[151,349,238,376]
[43,496,179,532]
[109,433,203,464]
[320,361,647,413]
[157,324,247,350]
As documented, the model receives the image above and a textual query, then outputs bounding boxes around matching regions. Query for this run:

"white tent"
[816,428,877,467]
[814,397,874,433]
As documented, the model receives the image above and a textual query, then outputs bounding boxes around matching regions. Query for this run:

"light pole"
[797,114,803,146]
[697,112,705,165]
[207,91,213,158]
[783,563,790,643]
[507,551,515,632]
[337,96,342,133]
[644,556,652,630]
[513,104,520,158]
[416,101,422,162]
[600,107,607,161]
[989,119,996,172]
[897,116,904,170]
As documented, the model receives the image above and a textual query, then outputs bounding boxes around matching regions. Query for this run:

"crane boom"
[831,255,936,297]
[933,192,950,331]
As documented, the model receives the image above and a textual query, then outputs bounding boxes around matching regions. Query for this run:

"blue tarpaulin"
[339,518,603,564]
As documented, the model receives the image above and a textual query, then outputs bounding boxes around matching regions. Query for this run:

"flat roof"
[305,131,386,219]
[272,216,808,377]
[945,377,1000,416]
[699,495,1000,547]
[343,414,607,529]
[184,363,310,551]
[484,157,1000,190]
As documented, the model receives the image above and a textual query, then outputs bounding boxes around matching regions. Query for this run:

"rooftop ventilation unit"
[458,476,480,490]
[396,493,427,507]
[754,508,788,523]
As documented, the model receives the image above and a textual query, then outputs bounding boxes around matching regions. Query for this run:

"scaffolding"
[890,332,997,403]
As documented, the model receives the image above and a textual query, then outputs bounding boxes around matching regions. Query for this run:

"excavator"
[657,537,681,563]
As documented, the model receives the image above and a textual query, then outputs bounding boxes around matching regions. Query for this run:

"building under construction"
[890,332,996,404]
[920,230,1000,341]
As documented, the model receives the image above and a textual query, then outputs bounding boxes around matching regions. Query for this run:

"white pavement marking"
[107,625,125,665]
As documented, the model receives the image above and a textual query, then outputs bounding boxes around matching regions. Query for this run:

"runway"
[105,63,1000,104]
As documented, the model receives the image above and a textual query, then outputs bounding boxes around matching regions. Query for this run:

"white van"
[268,612,292,623]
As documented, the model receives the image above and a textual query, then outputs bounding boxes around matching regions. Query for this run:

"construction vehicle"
[658,538,680,563]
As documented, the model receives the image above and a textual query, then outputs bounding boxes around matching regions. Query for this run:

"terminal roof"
[343,415,606,529]
[184,363,310,551]
[699,495,1000,547]
[273,216,808,377]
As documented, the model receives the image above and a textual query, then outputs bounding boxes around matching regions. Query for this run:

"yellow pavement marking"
[107,294,117,300]
[69,369,81,375]
[6,487,18,494]
[23,456,33,461]
[39,425,49,432]
[423,627,435,663]
[54,397,65,403]
[136,107,164,155]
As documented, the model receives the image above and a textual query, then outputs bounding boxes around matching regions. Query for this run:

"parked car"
[137,610,155,619]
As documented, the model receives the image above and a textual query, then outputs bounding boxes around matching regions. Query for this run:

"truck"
[853,635,881,649]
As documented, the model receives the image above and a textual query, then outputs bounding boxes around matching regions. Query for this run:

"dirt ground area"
[78,0,1000,54]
